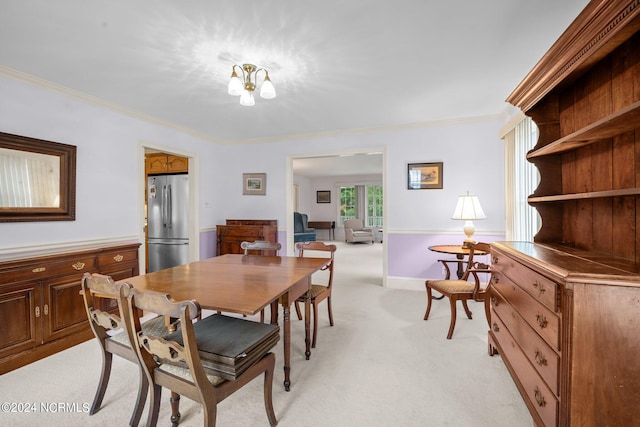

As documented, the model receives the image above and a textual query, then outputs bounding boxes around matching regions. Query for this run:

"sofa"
[344,219,375,244]
[294,212,316,243]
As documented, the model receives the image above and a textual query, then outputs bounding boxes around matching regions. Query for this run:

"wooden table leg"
[282,303,291,391]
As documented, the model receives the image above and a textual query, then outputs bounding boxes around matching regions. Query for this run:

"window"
[367,185,383,227]
[339,184,383,227]
[502,116,540,241]
[339,186,356,225]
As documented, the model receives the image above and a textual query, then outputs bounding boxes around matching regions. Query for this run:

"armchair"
[294,212,316,242]
[343,219,374,244]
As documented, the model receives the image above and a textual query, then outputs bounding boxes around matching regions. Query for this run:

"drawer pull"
[534,387,546,407]
[35,306,40,318]
[532,280,546,297]
[72,262,86,271]
[32,267,46,273]
[492,275,500,284]
[113,254,124,262]
[492,322,500,332]
[492,255,499,264]
[44,304,49,316]
[491,296,499,307]
[534,349,548,366]
[536,313,548,329]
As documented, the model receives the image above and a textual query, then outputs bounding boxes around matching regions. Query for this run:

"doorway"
[138,143,199,274]
[288,149,387,285]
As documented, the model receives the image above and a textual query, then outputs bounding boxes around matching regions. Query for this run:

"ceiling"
[1,1,588,146]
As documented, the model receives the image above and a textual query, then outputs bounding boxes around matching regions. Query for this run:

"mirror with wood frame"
[0,131,76,222]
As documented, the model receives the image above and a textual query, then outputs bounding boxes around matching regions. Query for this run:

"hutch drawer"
[493,249,559,312]
[492,270,560,351]
[491,286,560,394]
[492,310,558,427]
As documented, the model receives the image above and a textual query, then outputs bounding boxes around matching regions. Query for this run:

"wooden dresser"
[490,1,640,426]
[216,219,278,256]
[0,243,140,374]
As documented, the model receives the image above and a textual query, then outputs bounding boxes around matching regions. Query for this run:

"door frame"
[137,141,199,274]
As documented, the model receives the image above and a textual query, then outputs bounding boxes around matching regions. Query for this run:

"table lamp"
[451,191,486,248]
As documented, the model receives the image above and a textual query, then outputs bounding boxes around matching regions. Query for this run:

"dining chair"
[241,240,282,322]
[423,241,492,339]
[122,287,279,427]
[80,273,168,427]
[294,241,337,348]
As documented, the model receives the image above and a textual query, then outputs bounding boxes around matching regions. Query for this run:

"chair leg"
[327,296,334,326]
[90,350,113,415]
[129,365,149,427]
[201,399,217,427]
[446,297,458,339]
[263,353,277,427]
[423,283,433,320]
[294,300,303,320]
[146,384,162,427]
[483,296,491,328]
[169,392,181,427]
[260,309,265,323]
[270,301,278,324]
[461,299,473,319]
[311,301,319,348]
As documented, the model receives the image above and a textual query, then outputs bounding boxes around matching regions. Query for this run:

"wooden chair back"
[241,240,281,255]
[81,273,130,342]
[296,241,337,289]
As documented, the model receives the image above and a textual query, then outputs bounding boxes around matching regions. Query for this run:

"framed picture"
[316,190,331,203]
[407,162,443,189]
[242,173,266,195]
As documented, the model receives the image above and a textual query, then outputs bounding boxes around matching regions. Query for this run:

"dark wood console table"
[307,221,335,240]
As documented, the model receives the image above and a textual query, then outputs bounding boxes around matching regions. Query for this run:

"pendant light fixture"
[227,64,276,106]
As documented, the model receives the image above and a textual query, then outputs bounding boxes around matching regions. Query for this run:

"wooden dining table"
[123,254,330,391]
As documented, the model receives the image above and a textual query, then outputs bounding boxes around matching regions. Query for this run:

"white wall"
[0,74,505,283]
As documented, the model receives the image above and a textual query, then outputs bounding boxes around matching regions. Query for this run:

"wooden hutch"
[488,1,640,426]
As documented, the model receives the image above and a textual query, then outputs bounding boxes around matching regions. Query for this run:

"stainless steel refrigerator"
[147,174,189,272]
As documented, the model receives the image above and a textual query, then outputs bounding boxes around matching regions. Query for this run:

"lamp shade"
[451,193,486,220]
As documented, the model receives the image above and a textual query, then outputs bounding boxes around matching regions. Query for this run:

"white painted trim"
[498,110,526,139]
[0,236,139,262]
[385,229,505,235]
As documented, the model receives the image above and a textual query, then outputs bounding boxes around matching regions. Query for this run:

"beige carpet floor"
[0,241,532,426]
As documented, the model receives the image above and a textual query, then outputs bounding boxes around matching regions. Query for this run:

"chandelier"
[227,64,276,106]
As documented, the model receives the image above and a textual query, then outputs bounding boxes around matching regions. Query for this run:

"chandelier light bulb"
[227,69,243,96]
[239,90,255,106]
[260,74,276,99]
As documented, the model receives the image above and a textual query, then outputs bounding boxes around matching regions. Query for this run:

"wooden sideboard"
[216,219,278,256]
[0,243,140,374]
[492,1,640,425]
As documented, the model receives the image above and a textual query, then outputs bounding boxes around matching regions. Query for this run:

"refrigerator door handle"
[162,185,167,227]
[167,184,173,228]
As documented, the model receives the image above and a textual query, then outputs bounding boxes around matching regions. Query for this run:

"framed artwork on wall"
[407,162,443,189]
[242,173,266,195]
[316,190,331,203]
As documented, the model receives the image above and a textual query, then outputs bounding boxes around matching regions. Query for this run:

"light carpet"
[0,241,532,426]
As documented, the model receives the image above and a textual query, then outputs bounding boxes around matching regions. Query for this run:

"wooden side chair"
[81,273,168,427]
[241,240,282,322]
[294,241,337,348]
[123,287,279,427]
[423,242,492,339]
